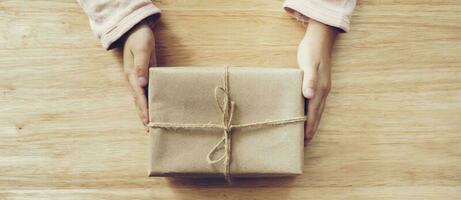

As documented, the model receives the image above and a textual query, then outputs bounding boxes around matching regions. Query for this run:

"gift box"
[147,67,306,182]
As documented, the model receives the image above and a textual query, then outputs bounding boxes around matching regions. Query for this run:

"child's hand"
[122,22,156,125]
[297,19,338,143]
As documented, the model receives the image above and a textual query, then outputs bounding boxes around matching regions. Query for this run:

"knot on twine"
[148,67,307,183]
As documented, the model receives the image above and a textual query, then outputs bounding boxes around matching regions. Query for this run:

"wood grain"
[1,0,460,199]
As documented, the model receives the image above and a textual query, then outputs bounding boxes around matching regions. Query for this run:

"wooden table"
[1,0,460,199]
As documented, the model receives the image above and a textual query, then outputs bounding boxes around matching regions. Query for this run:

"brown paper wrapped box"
[148,67,305,181]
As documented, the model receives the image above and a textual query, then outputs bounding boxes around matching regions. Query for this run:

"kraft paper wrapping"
[148,67,305,179]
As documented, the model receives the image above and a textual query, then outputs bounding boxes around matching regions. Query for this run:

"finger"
[305,89,323,142]
[311,98,327,139]
[132,47,152,88]
[301,63,319,99]
[124,47,149,125]
[145,39,157,123]
[306,60,332,143]
[144,43,157,96]
[132,49,150,124]
[128,72,149,125]
[312,62,331,134]
[297,36,319,99]
[311,87,330,138]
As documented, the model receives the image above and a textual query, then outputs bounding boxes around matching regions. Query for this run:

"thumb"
[133,49,151,87]
[302,63,318,99]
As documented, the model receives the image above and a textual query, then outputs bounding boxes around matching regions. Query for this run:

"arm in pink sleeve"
[77,0,161,49]
[283,0,356,32]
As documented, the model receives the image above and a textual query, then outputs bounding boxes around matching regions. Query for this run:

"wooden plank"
[0,0,460,199]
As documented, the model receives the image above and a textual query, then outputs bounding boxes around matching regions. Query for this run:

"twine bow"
[148,67,307,183]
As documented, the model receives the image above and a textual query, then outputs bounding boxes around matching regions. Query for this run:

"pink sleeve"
[77,0,161,49]
[283,0,356,32]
